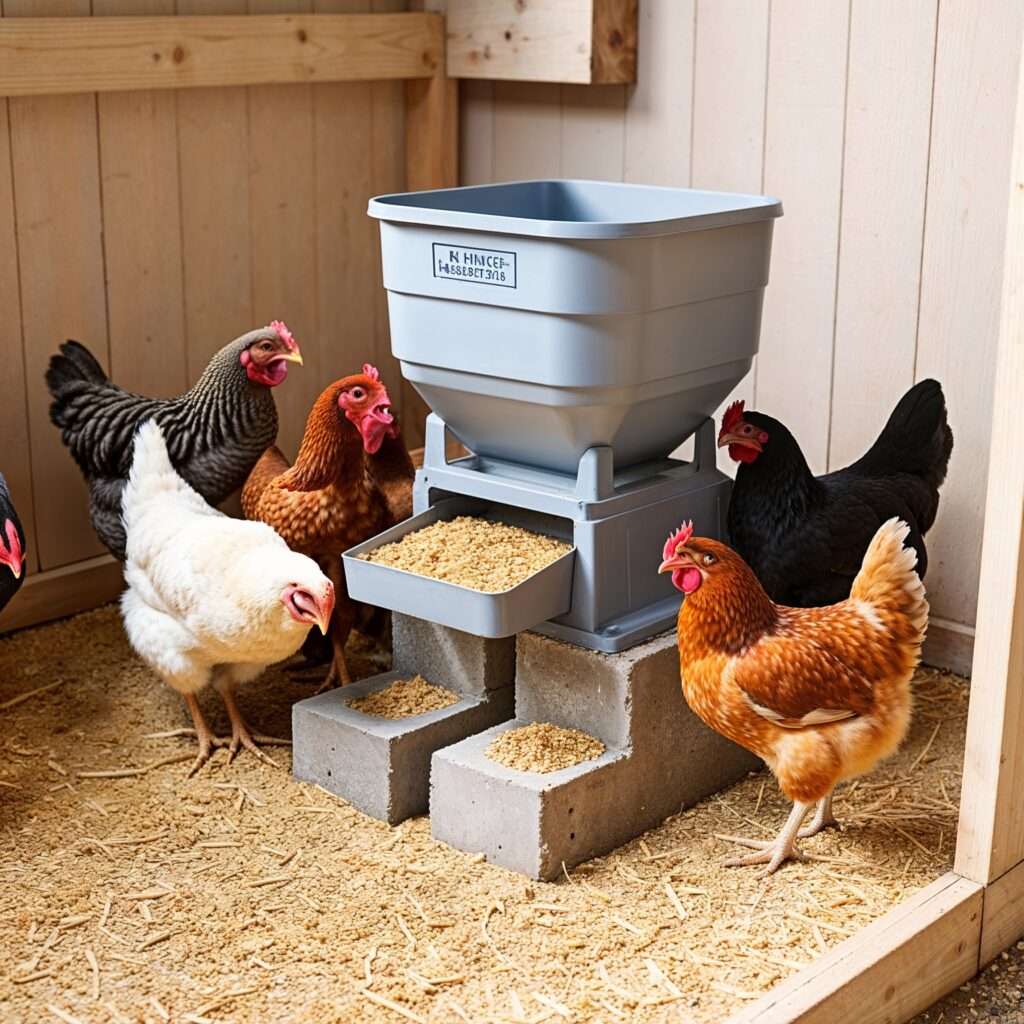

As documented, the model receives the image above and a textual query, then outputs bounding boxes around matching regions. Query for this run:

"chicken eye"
[741,425,753,435]
[351,387,365,400]
[702,553,716,566]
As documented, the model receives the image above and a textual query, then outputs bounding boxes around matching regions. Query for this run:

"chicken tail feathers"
[851,518,929,650]
[46,340,113,429]
[850,379,954,490]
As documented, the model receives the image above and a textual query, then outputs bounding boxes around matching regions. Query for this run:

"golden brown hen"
[659,517,928,874]
[241,365,394,689]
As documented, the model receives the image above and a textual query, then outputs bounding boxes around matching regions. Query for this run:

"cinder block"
[430,630,759,879]
[393,613,516,696]
[293,670,514,825]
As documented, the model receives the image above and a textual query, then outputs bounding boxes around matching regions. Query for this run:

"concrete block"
[393,613,516,696]
[430,630,759,879]
[293,670,514,825]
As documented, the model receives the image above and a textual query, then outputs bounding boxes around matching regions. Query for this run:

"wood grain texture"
[95,0,187,399]
[247,2,320,460]
[622,0,692,186]
[176,0,253,380]
[6,0,108,570]
[756,0,850,476]
[0,554,122,633]
[0,12,440,97]
[954,21,1024,885]
[915,0,1023,625]
[0,96,38,574]
[459,79,494,185]
[560,83,625,181]
[729,873,982,1024]
[690,0,768,475]
[828,0,937,472]
[981,860,1024,967]
[493,82,562,180]
[446,0,635,85]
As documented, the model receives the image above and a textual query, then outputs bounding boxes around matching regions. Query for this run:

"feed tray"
[342,497,576,638]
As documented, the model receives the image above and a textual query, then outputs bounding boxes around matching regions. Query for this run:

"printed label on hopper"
[432,243,516,288]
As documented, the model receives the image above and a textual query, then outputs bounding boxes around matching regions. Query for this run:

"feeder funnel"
[368,179,781,473]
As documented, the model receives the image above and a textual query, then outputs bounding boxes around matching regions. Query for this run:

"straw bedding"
[0,606,966,1023]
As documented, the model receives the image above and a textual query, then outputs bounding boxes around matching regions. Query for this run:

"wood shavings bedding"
[0,605,967,1023]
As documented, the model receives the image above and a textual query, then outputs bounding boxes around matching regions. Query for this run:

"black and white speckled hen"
[46,322,303,560]
[0,472,26,615]
[720,379,953,607]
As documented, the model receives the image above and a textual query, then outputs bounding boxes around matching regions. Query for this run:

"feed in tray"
[363,516,571,593]
[486,722,605,774]
[347,675,459,720]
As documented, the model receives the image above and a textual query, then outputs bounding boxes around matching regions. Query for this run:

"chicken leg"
[215,671,291,767]
[798,792,839,839]
[718,801,811,875]
[314,559,354,694]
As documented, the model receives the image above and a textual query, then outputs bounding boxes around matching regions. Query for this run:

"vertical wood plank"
[952,5,1024,886]
[756,0,850,475]
[0,95,38,573]
[493,82,562,180]
[247,0,319,459]
[460,79,494,185]
[691,0,768,193]
[560,84,626,181]
[369,0,411,443]
[691,0,769,474]
[622,0,693,186]
[6,0,108,569]
[828,0,937,471]
[94,0,186,398]
[916,0,1024,625]
[176,0,253,378]
[313,0,376,409]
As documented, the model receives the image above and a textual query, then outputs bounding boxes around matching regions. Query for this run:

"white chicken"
[121,421,335,774]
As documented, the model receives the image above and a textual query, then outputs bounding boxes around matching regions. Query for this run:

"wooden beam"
[0,13,443,97]
[0,555,123,634]
[954,37,1024,885]
[981,860,1024,967]
[445,0,637,85]
[729,873,982,1024]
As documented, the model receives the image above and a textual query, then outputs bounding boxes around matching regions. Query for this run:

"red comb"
[362,363,381,382]
[721,400,745,433]
[268,320,297,351]
[663,521,694,562]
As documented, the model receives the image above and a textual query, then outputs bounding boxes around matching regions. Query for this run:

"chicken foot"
[179,688,290,776]
[798,792,839,839]
[313,559,354,695]
[718,800,811,875]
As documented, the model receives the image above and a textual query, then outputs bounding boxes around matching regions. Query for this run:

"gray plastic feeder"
[345,180,781,652]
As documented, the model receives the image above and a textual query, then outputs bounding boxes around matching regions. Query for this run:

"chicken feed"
[347,675,459,719]
[0,605,969,1024]
[485,722,606,773]
[362,516,571,592]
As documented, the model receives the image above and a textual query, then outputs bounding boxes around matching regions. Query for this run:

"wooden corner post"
[954,35,1024,889]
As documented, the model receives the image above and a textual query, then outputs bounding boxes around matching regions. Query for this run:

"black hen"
[0,472,26,615]
[720,379,953,607]
[46,323,302,560]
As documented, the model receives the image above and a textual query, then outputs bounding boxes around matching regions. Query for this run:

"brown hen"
[241,365,395,689]
[659,517,928,874]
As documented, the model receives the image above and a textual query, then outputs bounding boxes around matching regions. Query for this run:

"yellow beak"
[278,348,304,366]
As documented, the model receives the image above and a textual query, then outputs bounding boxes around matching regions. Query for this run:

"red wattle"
[729,444,759,464]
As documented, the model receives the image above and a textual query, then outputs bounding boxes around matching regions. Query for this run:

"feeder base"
[292,670,514,825]
[429,629,759,879]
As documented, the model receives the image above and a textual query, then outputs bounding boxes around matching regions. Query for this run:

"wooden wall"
[461,0,1023,633]
[0,0,407,588]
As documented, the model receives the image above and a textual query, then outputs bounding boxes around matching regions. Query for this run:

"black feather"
[725,381,954,607]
